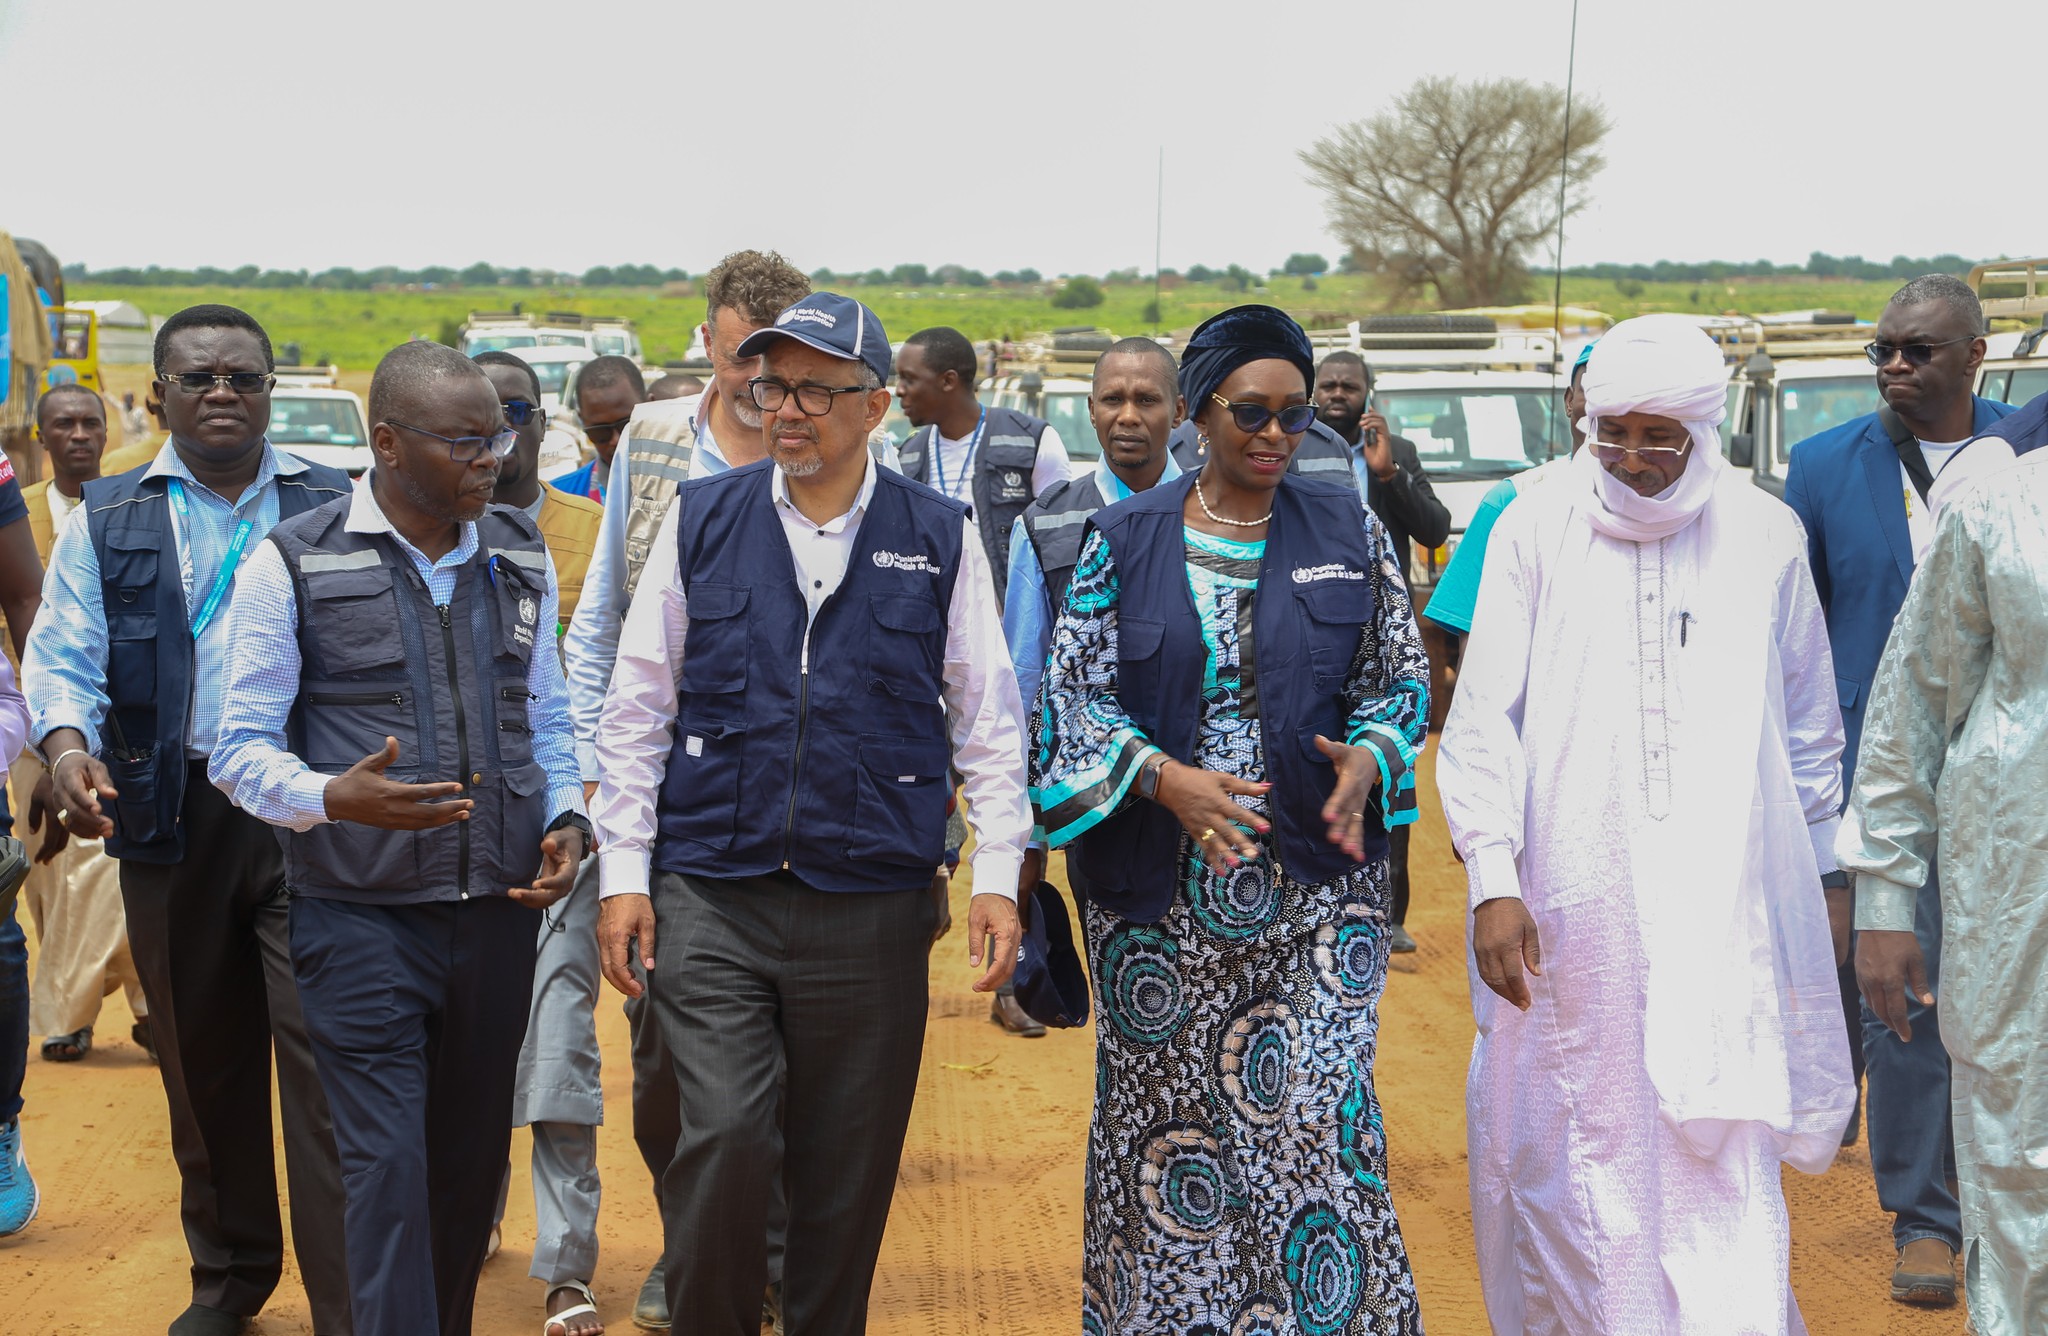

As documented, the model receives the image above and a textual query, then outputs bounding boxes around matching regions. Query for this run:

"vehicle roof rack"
[1967,257,2048,323]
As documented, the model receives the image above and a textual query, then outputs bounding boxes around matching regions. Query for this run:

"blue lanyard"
[168,479,254,640]
[930,408,986,497]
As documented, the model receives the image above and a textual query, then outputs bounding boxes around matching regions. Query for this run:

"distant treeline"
[58,261,1039,291]
[1544,252,1978,284]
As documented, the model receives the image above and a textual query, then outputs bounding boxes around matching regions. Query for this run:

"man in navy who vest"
[593,293,1031,1336]
[24,303,355,1336]
[894,324,1071,590]
[208,339,589,1336]
[1783,273,2018,1308]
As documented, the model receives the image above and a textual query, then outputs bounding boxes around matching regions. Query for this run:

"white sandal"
[544,1279,601,1335]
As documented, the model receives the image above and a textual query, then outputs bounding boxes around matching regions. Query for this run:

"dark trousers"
[626,958,789,1286]
[2,786,25,1124]
[1861,869,1961,1250]
[653,869,932,1336]
[290,893,539,1336]
[119,770,351,1331]
[1388,822,1412,926]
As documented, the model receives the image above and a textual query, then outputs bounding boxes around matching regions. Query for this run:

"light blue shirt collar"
[345,472,481,573]
[1092,448,1182,504]
[144,437,307,508]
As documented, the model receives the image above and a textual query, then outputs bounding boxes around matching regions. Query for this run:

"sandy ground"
[3,743,1966,1334]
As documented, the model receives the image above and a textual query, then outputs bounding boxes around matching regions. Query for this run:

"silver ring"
[57,808,69,824]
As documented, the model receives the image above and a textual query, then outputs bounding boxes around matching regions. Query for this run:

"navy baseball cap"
[735,292,892,387]
[1012,880,1089,1029]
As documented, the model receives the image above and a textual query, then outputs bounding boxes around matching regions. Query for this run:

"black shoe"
[633,1257,669,1329]
[1388,924,1418,954]
[168,1305,247,1336]
[1841,1089,1862,1148]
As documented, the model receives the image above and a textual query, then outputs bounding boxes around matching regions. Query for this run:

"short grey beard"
[728,393,763,430]
[773,445,824,478]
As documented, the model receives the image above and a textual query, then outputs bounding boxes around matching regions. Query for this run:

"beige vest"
[619,395,701,598]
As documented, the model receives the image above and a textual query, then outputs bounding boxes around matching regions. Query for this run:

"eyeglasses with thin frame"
[748,378,871,416]
[157,371,275,396]
[1864,337,1974,368]
[385,419,519,462]
[580,415,633,445]
[1592,438,1690,461]
[1209,393,1318,436]
[500,398,543,428]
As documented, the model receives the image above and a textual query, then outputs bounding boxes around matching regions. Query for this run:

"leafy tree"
[889,263,930,286]
[1301,75,1611,306]
[993,270,1020,284]
[811,267,836,283]
[860,268,888,286]
[1051,275,1106,309]
[1016,267,1041,284]
[1186,264,1217,283]
[1142,298,1162,324]
[1281,252,1328,276]
[582,265,617,287]
[460,261,498,286]
[1223,264,1255,292]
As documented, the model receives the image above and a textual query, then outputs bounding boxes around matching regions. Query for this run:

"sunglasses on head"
[1209,393,1318,436]
[158,371,274,396]
[1864,336,1973,368]
[500,398,543,428]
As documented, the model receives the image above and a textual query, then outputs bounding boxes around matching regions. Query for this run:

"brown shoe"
[990,992,1047,1038]
[1890,1238,1958,1306]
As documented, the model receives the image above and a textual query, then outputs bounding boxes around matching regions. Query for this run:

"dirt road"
[3,744,1965,1333]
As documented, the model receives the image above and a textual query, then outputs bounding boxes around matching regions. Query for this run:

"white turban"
[1575,314,1732,541]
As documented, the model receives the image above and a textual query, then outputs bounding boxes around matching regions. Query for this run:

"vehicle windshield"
[464,333,535,354]
[593,334,631,357]
[1780,376,1880,455]
[269,398,365,447]
[2009,367,2048,406]
[531,361,587,394]
[1037,391,1099,462]
[1378,388,1563,480]
[537,332,594,349]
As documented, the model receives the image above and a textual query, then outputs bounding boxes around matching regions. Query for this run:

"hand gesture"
[1858,929,1932,1041]
[598,892,656,998]
[28,771,72,864]
[322,737,474,830]
[1360,411,1395,480]
[50,748,117,840]
[1153,759,1271,870]
[968,892,1021,993]
[1314,734,1382,862]
[510,828,585,909]
[1473,898,1543,1010]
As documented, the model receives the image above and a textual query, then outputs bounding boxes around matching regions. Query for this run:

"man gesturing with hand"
[210,339,588,1336]
[592,294,1031,1336]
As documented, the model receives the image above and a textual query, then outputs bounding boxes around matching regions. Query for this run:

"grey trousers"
[652,869,932,1336]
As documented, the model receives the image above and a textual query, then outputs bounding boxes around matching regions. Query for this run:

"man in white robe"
[1838,447,2048,1336]
[1438,315,1857,1335]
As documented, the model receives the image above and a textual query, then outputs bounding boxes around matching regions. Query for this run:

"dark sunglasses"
[501,399,543,428]
[1864,337,1973,368]
[385,419,519,462]
[1209,393,1318,436]
[158,371,274,396]
[581,415,633,445]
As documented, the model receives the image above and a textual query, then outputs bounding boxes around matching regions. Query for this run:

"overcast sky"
[5,0,2043,278]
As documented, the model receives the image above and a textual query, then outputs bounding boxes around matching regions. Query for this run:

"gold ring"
[1198,827,1216,843]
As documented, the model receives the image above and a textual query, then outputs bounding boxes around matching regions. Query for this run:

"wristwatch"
[1136,754,1169,801]
[1820,870,1850,891]
[546,812,594,842]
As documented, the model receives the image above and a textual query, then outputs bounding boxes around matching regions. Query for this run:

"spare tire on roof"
[1358,314,1499,349]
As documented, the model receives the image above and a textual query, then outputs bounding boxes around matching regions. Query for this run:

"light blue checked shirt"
[209,474,586,833]
[25,441,318,758]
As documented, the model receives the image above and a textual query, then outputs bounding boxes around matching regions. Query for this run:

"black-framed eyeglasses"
[581,415,633,445]
[501,398,543,428]
[385,419,519,462]
[157,371,274,396]
[1209,392,1317,436]
[748,378,870,416]
[1864,337,1974,368]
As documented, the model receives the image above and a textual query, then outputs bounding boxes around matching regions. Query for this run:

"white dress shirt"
[926,422,1071,503]
[594,454,1032,902]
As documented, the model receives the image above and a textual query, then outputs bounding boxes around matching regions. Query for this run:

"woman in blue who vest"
[1030,306,1429,1333]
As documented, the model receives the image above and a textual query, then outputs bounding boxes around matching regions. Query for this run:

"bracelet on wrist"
[45,747,91,776]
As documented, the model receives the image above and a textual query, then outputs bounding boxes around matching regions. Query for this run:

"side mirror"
[1729,432,1755,469]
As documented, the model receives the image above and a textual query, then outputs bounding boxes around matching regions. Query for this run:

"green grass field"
[74,274,1913,371]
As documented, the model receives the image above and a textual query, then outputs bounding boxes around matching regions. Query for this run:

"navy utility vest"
[656,460,966,894]
[1168,416,1354,484]
[1020,473,1108,609]
[266,499,554,902]
[899,405,1047,594]
[1066,470,1386,922]
[84,457,350,864]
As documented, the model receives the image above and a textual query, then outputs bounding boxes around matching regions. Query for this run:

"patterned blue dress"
[1032,519,1430,1335]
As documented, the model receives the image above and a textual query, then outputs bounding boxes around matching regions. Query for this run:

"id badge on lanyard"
[167,479,254,640]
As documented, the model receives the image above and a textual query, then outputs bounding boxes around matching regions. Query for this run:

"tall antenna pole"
[1154,147,1164,336]
[1548,0,1582,457]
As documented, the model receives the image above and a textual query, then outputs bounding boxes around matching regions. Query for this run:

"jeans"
[1,787,25,1124]
[1860,867,1960,1251]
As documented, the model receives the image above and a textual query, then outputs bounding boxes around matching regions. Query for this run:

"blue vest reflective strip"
[1065,470,1384,922]
[83,457,352,864]
[654,460,967,894]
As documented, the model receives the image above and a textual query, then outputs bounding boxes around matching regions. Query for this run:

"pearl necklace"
[1194,474,1272,528]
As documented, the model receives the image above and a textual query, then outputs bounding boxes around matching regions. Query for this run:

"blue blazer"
[1782,396,2018,780]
